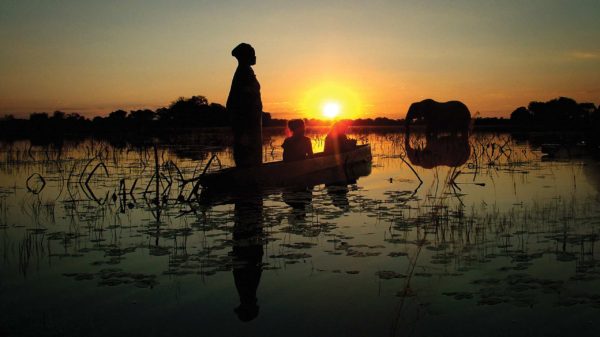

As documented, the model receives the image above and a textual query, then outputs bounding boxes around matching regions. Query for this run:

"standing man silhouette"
[227,43,263,167]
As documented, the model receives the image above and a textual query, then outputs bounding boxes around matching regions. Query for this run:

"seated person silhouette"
[282,119,313,161]
[324,121,357,154]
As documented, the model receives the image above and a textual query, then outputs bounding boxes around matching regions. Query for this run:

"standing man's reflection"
[232,193,264,321]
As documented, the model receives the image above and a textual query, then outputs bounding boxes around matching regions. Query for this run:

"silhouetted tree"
[109,109,127,120]
[518,97,596,130]
[66,113,85,121]
[510,106,534,127]
[162,95,208,125]
[156,107,169,121]
[29,112,49,122]
[578,102,596,124]
[128,109,155,123]
[157,96,230,127]
[592,105,600,132]
[208,103,229,126]
[262,111,272,126]
[52,111,65,120]
[530,97,577,126]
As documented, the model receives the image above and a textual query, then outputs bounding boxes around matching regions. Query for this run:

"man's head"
[232,43,256,65]
[288,119,305,135]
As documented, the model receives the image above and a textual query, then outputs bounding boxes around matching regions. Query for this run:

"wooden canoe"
[198,144,372,190]
[198,160,372,205]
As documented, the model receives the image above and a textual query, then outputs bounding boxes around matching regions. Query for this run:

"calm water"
[1,130,600,337]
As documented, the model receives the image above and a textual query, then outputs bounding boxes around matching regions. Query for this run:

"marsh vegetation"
[1,130,599,337]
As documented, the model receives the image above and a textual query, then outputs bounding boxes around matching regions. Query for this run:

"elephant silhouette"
[405,133,471,169]
[405,99,471,134]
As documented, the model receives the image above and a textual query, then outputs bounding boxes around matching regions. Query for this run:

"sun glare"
[322,102,341,119]
[299,82,363,120]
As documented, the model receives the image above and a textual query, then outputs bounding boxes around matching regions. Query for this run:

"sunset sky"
[1,0,599,119]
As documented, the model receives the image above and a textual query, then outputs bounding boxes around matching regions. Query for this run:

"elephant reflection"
[405,99,471,134]
[405,133,471,169]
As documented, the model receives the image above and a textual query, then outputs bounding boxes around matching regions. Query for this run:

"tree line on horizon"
[0,95,266,139]
[510,96,599,130]
[0,95,598,141]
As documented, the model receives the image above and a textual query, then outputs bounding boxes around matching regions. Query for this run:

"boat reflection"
[279,162,370,220]
[405,132,471,168]
[327,184,350,211]
[282,186,313,222]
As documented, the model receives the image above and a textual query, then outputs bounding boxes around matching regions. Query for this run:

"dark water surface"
[1,131,600,337]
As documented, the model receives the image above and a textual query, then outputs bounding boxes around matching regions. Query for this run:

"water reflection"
[326,184,350,211]
[282,161,371,216]
[405,132,471,168]
[232,193,264,322]
[1,133,600,337]
[282,186,313,222]
[583,159,600,199]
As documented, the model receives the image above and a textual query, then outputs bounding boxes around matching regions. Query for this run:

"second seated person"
[324,121,357,154]
[282,119,313,162]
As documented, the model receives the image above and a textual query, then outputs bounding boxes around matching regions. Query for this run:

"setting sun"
[299,82,363,120]
[322,102,341,119]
